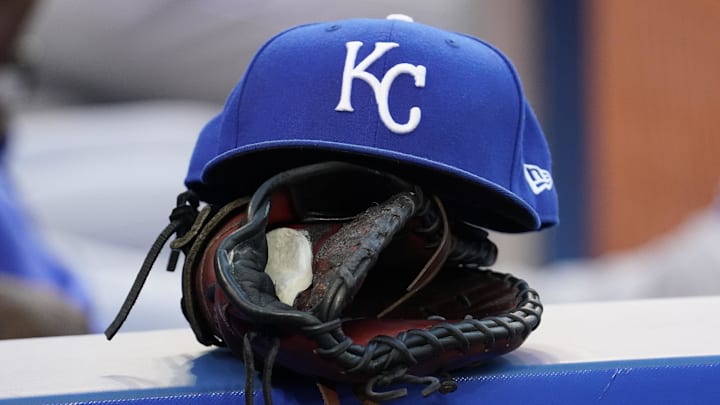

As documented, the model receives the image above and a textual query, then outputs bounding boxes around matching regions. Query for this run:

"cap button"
[386,14,414,22]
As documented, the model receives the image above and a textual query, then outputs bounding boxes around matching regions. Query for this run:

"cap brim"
[199,140,543,233]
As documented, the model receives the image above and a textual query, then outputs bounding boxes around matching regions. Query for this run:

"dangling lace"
[242,332,281,405]
[104,191,200,340]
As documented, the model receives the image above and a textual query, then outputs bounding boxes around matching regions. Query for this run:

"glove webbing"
[298,272,542,401]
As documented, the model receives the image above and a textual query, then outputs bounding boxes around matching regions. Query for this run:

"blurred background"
[1,0,718,336]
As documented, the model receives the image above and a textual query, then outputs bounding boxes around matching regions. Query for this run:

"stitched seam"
[459,34,525,192]
[372,20,396,148]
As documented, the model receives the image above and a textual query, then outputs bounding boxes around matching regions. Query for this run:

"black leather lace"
[104,191,200,340]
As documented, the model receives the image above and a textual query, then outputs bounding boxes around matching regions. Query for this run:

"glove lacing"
[242,332,281,405]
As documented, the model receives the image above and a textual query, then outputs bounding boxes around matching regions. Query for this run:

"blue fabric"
[184,17,558,233]
[0,141,90,314]
[9,354,719,404]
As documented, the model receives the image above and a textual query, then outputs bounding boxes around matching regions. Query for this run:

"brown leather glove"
[107,162,542,404]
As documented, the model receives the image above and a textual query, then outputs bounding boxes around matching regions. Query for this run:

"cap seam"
[466,36,526,194]
[372,20,397,148]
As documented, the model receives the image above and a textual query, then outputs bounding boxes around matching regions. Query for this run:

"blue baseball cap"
[186,16,558,232]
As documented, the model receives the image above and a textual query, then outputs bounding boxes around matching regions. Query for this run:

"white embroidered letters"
[335,41,426,134]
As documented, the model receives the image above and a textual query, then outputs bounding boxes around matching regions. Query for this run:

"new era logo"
[523,164,553,195]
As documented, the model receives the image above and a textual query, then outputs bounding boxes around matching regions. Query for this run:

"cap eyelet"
[326,24,340,32]
[445,38,459,48]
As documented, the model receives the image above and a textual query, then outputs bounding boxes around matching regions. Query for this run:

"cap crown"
[186,18,558,232]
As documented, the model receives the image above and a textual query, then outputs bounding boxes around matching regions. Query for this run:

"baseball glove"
[106,161,542,404]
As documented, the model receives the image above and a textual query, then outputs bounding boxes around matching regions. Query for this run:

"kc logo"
[335,41,427,134]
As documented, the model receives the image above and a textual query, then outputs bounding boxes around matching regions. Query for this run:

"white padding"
[264,228,313,306]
